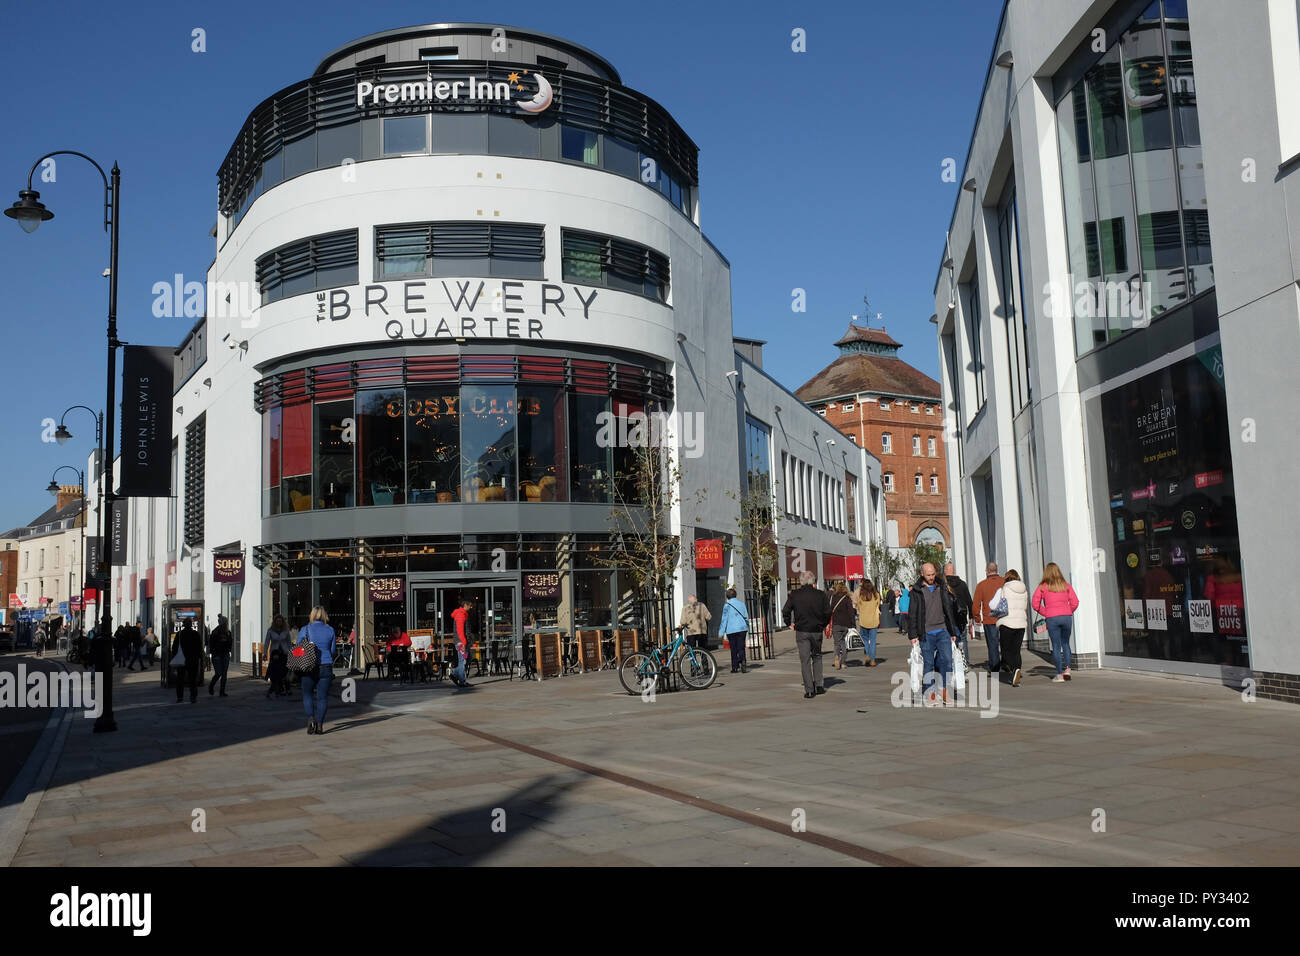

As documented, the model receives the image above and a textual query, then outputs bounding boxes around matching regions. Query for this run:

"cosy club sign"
[213,553,244,585]
[695,539,724,570]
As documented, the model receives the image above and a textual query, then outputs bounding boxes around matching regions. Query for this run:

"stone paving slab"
[5,635,1300,867]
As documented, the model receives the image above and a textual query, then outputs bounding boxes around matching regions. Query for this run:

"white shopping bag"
[951,639,966,701]
[908,642,923,695]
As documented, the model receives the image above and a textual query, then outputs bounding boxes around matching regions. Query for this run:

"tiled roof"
[834,324,901,348]
[795,353,941,403]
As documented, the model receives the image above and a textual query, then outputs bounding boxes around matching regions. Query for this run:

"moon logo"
[517,72,553,113]
[1123,64,1164,108]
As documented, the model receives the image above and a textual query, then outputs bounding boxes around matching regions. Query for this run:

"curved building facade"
[109,24,876,665]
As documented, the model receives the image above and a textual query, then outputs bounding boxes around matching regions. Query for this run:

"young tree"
[726,477,796,660]
[865,538,903,591]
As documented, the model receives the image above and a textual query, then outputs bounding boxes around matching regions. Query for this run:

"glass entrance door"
[407,580,518,676]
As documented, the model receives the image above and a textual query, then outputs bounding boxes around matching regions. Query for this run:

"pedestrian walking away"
[299,606,336,733]
[264,615,292,697]
[126,619,146,671]
[895,585,911,634]
[35,626,46,658]
[679,594,712,651]
[718,587,750,673]
[144,626,160,666]
[943,562,973,665]
[450,599,473,687]
[1032,562,1080,682]
[908,562,961,703]
[208,614,234,696]
[855,578,881,666]
[782,571,830,699]
[991,570,1030,686]
[971,562,1006,674]
[829,581,855,670]
[170,621,203,703]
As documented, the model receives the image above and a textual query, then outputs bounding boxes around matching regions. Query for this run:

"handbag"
[171,645,186,668]
[287,638,319,673]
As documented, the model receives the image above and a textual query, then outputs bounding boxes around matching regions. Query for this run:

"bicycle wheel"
[618,653,657,695]
[677,647,717,690]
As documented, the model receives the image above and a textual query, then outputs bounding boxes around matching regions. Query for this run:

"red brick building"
[796,323,949,548]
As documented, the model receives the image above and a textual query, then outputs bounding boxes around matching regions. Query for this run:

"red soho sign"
[213,553,245,585]
[695,539,724,569]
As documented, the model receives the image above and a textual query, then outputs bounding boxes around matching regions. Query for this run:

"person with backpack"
[718,587,750,674]
[264,614,292,698]
[208,614,234,696]
[299,606,336,733]
[855,578,882,666]
[988,569,1030,685]
[1032,562,1080,682]
[829,581,855,670]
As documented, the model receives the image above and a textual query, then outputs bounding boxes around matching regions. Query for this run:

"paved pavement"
[3,630,1299,866]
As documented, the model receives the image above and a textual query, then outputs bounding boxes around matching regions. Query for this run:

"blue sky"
[0,0,999,533]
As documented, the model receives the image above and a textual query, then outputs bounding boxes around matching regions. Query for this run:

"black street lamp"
[9,151,121,733]
[56,405,105,633]
[47,466,86,631]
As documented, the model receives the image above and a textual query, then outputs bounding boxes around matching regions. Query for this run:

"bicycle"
[66,643,82,666]
[618,627,717,694]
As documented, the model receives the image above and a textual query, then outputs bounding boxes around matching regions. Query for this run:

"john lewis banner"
[118,345,174,496]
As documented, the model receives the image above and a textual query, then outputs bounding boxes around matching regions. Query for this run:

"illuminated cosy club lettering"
[385,395,541,419]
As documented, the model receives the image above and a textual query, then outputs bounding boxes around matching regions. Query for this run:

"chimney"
[56,485,81,512]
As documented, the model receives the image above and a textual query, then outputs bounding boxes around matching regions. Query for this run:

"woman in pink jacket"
[1032,562,1080,682]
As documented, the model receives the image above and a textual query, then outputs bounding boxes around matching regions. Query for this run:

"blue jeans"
[861,627,878,660]
[451,649,468,685]
[301,664,334,724]
[1046,616,1073,675]
[921,628,953,693]
[983,623,1001,671]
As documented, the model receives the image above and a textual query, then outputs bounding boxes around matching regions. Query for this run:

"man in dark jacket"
[171,622,203,703]
[943,562,973,665]
[781,571,831,699]
[207,614,234,696]
[908,562,961,703]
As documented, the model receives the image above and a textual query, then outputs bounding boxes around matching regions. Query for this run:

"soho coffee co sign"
[213,553,245,585]
[355,70,553,113]
[312,279,603,343]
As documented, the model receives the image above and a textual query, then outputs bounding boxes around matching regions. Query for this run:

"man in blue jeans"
[908,562,961,704]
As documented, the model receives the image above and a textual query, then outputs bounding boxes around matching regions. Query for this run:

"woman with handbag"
[989,570,1029,686]
[855,578,881,666]
[170,621,203,703]
[718,587,750,674]
[297,606,336,734]
[1032,562,1080,682]
[829,581,855,670]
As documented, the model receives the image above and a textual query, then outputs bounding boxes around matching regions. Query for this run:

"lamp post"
[55,405,103,632]
[8,151,121,733]
[47,466,85,632]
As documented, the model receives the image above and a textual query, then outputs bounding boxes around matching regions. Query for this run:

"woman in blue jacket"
[896,585,911,634]
[300,606,336,735]
[719,587,750,674]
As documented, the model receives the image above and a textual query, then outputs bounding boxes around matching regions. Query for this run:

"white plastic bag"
[908,642,923,695]
[950,638,965,701]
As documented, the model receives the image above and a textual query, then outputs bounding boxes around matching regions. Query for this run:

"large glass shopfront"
[259,353,670,515]
[1086,344,1247,668]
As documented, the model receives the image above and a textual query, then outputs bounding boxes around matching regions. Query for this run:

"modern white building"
[88,23,877,668]
[934,0,1300,701]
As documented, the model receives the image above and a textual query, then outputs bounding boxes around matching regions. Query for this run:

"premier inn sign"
[355,70,553,113]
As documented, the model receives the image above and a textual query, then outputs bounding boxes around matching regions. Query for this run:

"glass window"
[926,405,934,414]
[569,393,611,503]
[318,123,361,168]
[460,386,517,502]
[966,277,986,411]
[562,126,599,165]
[603,136,639,178]
[281,403,312,513]
[912,435,921,455]
[883,473,894,493]
[405,388,460,502]
[843,403,854,413]
[928,437,936,456]
[357,390,405,506]
[263,407,281,516]
[745,415,772,497]
[915,474,923,493]
[316,576,355,636]
[314,400,354,510]
[282,133,316,180]
[561,231,603,284]
[879,398,890,410]
[383,116,428,155]
[573,570,612,627]
[519,386,567,502]
[433,113,487,153]
[930,475,939,493]
[910,403,919,413]
[611,401,647,504]
[881,433,892,454]
[488,114,540,158]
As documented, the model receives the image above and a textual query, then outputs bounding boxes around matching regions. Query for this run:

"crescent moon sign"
[1124,65,1164,108]
[517,72,553,113]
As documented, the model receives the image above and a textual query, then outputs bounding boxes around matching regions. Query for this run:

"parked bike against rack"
[618,626,717,694]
